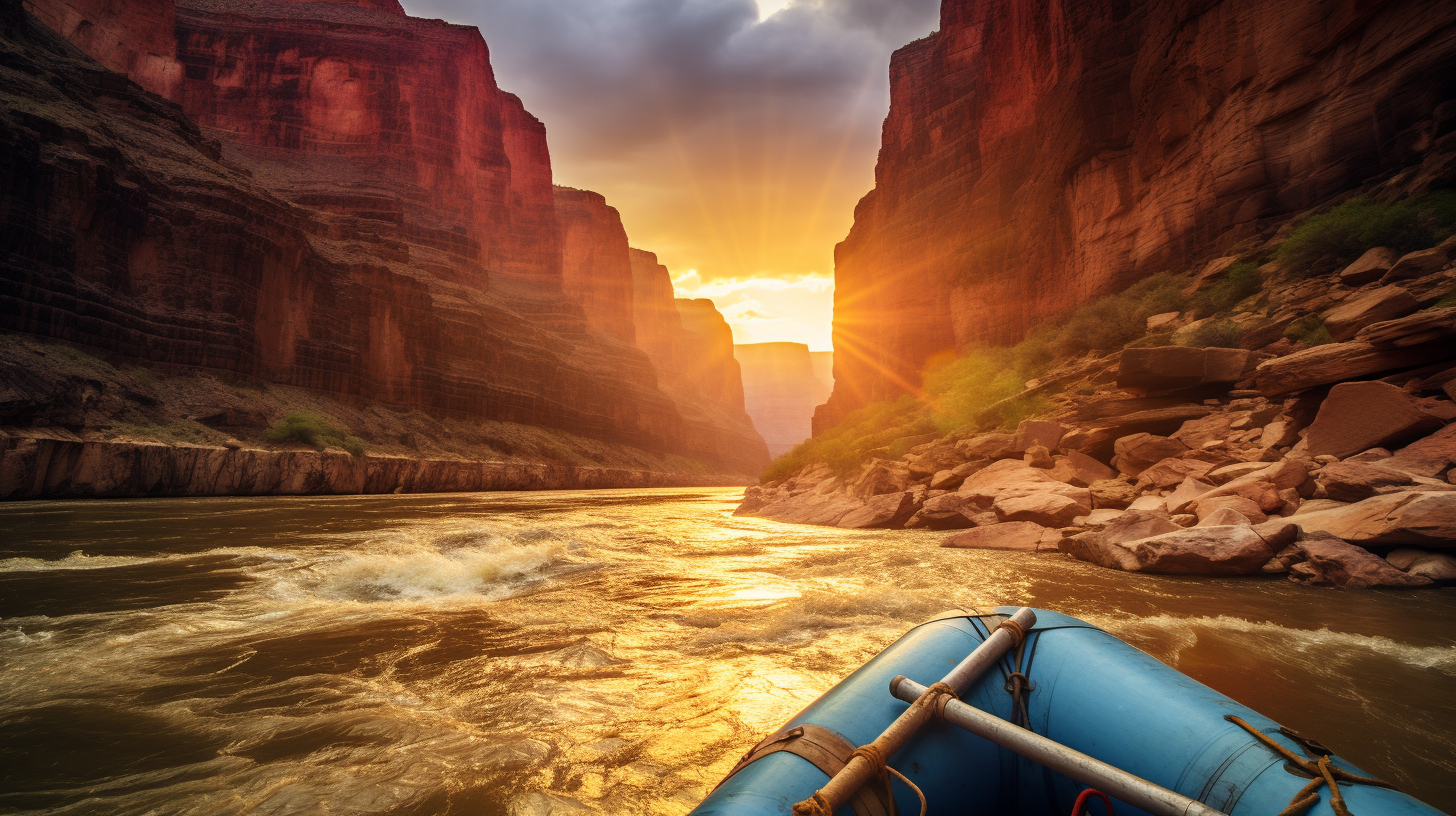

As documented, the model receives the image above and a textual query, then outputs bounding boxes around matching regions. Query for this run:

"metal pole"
[890,677,1228,816]
[792,607,1038,815]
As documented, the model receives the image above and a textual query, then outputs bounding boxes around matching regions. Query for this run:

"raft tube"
[691,608,1443,816]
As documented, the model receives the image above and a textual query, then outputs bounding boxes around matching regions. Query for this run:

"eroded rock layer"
[2,0,764,481]
[629,250,770,474]
[820,0,1456,428]
[554,186,636,344]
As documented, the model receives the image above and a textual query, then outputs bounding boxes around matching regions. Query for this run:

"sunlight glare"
[754,0,793,20]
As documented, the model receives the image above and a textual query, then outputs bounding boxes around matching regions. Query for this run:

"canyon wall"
[21,0,182,98]
[819,0,1456,430]
[554,186,636,344]
[735,343,834,457]
[629,250,770,473]
[1,0,765,479]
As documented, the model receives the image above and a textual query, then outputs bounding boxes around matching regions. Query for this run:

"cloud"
[672,273,836,349]
[400,0,938,283]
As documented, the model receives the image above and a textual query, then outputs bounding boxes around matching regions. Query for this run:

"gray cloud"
[400,0,939,282]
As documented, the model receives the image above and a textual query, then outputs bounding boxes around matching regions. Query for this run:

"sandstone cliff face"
[820,0,1456,429]
[629,250,770,474]
[22,0,182,98]
[736,342,834,457]
[554,186,636,344]
[1,0,773,479]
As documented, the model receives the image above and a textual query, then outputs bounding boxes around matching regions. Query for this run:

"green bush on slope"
[1276,192,1456,277]
[263,413,366,456]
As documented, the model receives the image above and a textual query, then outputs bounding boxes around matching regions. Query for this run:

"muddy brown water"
[1,488,1453,815]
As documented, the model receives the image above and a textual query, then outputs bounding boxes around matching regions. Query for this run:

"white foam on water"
[0,550,160,572]
[1106,614,1456,674]
[308,531,569,603]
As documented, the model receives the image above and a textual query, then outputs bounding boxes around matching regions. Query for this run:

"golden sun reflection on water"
[0,488,1454,815]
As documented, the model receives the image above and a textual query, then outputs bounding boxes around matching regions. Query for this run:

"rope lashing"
[996,618,1027,649]
[1071,788,1115,816]
[792,743,927,816]
[924,681,959,719]
[1225,716,1396,816]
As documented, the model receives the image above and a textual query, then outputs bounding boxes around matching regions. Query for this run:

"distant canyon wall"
[629,250,770,472]
[3,0,768,478]
[819,0,1456,430]
[736,343,834,457]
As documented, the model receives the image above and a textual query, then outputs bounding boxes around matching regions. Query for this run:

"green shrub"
[1435,290,1456,309]
[1276,192,1456,278]
[1191,261,1262,317]
[1050,273,1188,356]
[263,412,366,456]
[1283,315,1334,347]
[760,396,926,481]
[1179,318,1244,348]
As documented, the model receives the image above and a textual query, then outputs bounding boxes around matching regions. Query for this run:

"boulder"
[959,459,1092,503]
[1193,495,1268,524]
[1024,444,1055,469]
[1320,286,1420,341]
[1354,307,1456,347]
[1117,347,1265,392]
[1338,247,1399,286]
[1060,405,1213,456]
[849,460,913,498]
[1097,509,1183,544]
[910,493,982,530]
[1147,311,1182,331]
[1317,461,1416,502]
[838,491,918,529]
[1292,491,1456,547]
[1386,548,1456,581]
[1166,477,1217,513]
[1345,448,1393,463]
[751,491,865,526]
[1287,533,1435,588]
[1171,413,1238,449]
[994,492,1092,527]
[1183,256,1240,295]
[943,522,1059,551]
[1207,461,1274,484]
[1196,507,1252,527]
[1305,381,1444,459]
[929,469,965,491]
[1064,450,1116,485]
[1014,420,1066,453]
[1293,499,1349,516]
[1113,433,1190,477]
[1065,519,1297,574]
[1136,458,1214,491]
[1089,479,1139,509]
[1386,424,1456,479]
[957,433,1019,461]
[1254,339,1455,396]
[1381,246,1452,283]
[1257,420,1300,450]
[1128,495,1168,512]
[1074,509,1126,526]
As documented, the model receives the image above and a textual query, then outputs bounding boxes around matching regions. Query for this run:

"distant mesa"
[736,343,834,457]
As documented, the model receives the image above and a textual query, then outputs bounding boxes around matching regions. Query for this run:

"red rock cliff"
[2,0,771,476]
[629,250,770,473]
[22,0,181,98]
[820,0,1456,430]
[554,186,637,344]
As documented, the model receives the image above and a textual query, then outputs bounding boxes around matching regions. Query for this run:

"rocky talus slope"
[742,246,1456,588]
[0,0,768,494]
[819,0,1456,429]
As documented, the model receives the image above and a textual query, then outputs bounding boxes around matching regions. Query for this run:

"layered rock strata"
[2,0,765,485]
[819,0,1456,428]
[554,187,636,343]
[628,250,770,473]
[735,342,834,457]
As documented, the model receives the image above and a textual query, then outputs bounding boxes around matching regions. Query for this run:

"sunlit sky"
[400,0,939,350]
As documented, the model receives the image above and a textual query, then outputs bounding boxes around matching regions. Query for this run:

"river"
[1,488,1453,815]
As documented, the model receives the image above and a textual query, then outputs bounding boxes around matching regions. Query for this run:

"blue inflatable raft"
[691,608,1443,816]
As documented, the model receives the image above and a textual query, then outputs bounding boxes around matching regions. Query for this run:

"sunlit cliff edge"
[748,0,1456,588]
[0,0,769,497]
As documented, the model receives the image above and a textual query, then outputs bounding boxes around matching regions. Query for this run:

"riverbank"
[0,333,751,499]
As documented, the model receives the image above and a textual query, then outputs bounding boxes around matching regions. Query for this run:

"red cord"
[1071,788,1115,816]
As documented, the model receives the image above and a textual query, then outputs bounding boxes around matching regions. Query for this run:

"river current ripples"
[1,488,1454,815]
